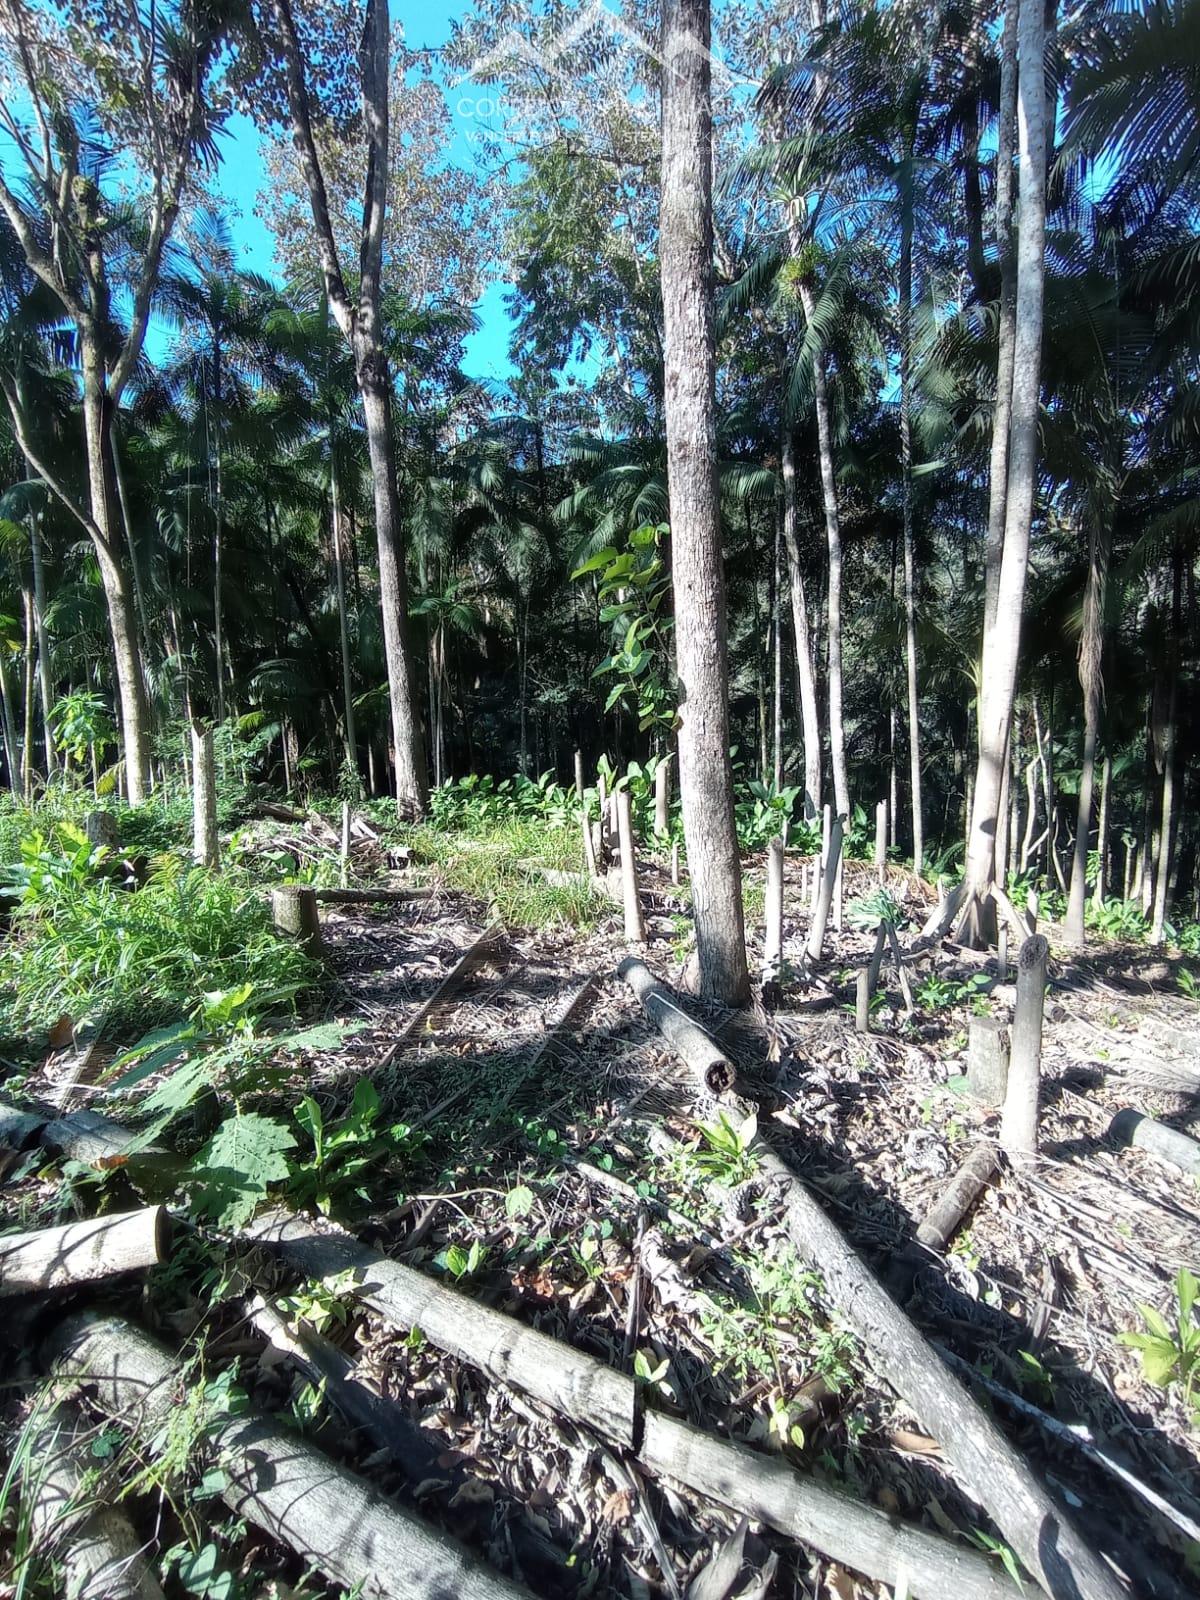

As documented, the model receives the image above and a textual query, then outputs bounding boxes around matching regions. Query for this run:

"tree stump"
[1000,935,1048,1162]
[967,1016,1011,1106]
[615,790,645,944]
[84,811,119,852]
[272,887,322,958]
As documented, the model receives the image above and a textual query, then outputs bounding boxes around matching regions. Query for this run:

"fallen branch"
[25,1398,166,1600]
[1,1207,169,1296]
[625,967,1124,1600]
[915,1143,998,1253]
[617,956,735,1095]
[377,926,509,1068]
[47,1312,533,1600]
[312,886,433,906]
[244,1219,1018,1600]
[1109,1108,1200,1177]
[244,1208,636,1448]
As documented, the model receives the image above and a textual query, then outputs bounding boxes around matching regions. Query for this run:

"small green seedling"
[1118,1269,1200,1398]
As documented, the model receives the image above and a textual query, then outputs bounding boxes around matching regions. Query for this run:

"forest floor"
[4,809,1200,1600]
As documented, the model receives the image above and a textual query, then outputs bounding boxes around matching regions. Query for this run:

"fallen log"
[915,1143,998,1252]
[617,956,735,1095]
[0,1098,47,1148]
[25,1398,166,1600]
[640,1412,1018,1600]
[245,1221,1018,1600]
[47,1312,533,1600]
[625,966,1125,1600]
[244,1208,636,1448]
[1,1206,169,1295]
[752,1136,1124,1600]
[1109,1108,1200,1177]
[312,886,433,905]
[40,1108,174,1175]
[377,926,509,1068]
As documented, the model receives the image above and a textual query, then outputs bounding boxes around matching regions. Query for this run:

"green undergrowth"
[402,814,607,930]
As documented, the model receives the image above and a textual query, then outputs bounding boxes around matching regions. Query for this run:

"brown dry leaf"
[449,1479,494,1510]
[600,1487,634,1526]
[888,1428,942,1457]
[47,1015,74,1051]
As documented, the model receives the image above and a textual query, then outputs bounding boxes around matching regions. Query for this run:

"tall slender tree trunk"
[660,0,749,1005]
[781,429,822,821]
[21,588,35,799]
[772,512,784,791]
[357,367,427,817]
[29,512,57,777]
[0,644,18,790]
[1092,750,1111,908]
[1151,549,1183,943]
[962,0,1046,940]
[799,283,850,821]
[1065,515,1108,945]
[330,458,358,779]
[898,136,923,872]
[80,371,150,804]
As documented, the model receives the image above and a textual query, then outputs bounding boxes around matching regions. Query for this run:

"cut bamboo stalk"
[1,1207,169,1296]
[997,922,1009,981]
[875,799,887,882]
[762,836,784,987]
[924,881,967,942]
[915,1143,998,1252]
[377,926,508,1068]
[271,886,322,957]
[968,1016,1011,1106]
[866,923,887,994]
[244,1210,637,1449]
[615,789,645,944]
[617,956,736,1095]
[312,886,433,905]
[47,1313,533,1600]
[640,1413,1019,1600]
[1000,934,1049,1163]
[805,815,844,962]
[813,805,831,916]
[749,1138,1124,1600]
[855,969,871,1034]
[654,754,672,838]
[1109,1108,1200,1176]
[190,724,218,870]
[26,1399,166,1600]
[576,750,597,878]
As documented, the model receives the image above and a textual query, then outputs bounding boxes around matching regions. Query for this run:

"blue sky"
[212,0,518,384]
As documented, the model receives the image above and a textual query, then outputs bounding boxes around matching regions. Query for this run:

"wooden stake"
[615,789,645,944]
[805,815,844,962]
[576,750,597,878]
[874,799,887,882]
[854,968,871,1033]
[653,753,672,838]
[340,801,351,886]
[1000,934,1049,1163]
[1,1207,169,1296]
[191,723,218,869]
[833,843,844,932]
[271,886,322,958]
[866,923,887,994]
[997,922,1009,981]
[762,836,784,986]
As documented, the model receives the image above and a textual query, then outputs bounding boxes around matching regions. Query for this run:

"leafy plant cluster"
[0,828,316,1035]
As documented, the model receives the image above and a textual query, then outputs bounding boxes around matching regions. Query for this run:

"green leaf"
[505,1184,534,1219]
[189,1113,296,1228]
[570,546,619,579]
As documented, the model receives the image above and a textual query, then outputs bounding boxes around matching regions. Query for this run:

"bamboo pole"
[1109,1108,1200,1176]
[617,956,735,1095]
[1,1207,168,1296]
[615,789,645,944]
[915,1143,998,1252]
[1000,934,1048,1163]
[47,1313,533,1600]
[576,750,597,878]
[25,1399,166,1600]
[654,753,672,838]
[875,799,887,882]
[762,836,784,987]
[806,815,844,962]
